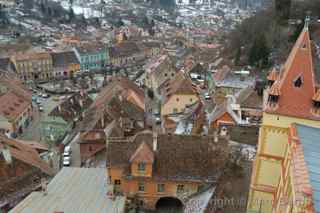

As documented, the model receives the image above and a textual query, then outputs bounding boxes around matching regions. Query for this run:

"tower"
[247,23,320,212]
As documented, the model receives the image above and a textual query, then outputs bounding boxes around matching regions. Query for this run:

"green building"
[73,43,108,71]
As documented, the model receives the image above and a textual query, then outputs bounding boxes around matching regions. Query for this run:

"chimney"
[153,132,157,151]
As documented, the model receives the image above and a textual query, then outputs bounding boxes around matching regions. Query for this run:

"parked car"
[63,156,70,167]
[39,106,44,112]
[36,99,42,105]
[32,96,37,101]
[63,145,71,156]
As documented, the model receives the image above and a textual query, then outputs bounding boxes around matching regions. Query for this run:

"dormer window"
[294,76,303,88]
[138,162,145,172]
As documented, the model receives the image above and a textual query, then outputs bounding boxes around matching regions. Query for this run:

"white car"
[63,145,71,156]
[63,156,71,166]
[39,106,44,112]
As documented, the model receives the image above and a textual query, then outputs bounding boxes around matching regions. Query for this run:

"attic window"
[294,76,303,88]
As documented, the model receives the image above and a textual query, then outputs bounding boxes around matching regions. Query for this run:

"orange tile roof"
[265,27,319,120]
[0,72,32,102]
[0,91,31,121]
[269,81,281,96]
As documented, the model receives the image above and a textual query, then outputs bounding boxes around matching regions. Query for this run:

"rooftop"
[0,135,54,176]
[0,91,31,120]
[107,131,228,182]
[108,42,141,58]
[265,27,320,120]
[10,168,126,213]
[51,51,80,67]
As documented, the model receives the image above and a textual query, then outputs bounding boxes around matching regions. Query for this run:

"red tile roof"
[0,91,31,120]
[267,68,279,81]
[0,135,54,176]
[265,27,319,120]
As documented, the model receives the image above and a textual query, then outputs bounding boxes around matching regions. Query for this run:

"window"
[164,73,168,77]
[138,162,145,172]
[177,184,184,194]
[114,179,121,185]
[176,98,179,102]
[171,73,174,77]
[138,182,145,192]
[294,76,303,87]
[190,98,193,102]
[157,184,165,193]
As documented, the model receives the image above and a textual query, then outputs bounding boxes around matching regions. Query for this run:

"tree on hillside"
[249,34,270,67]
[275,0,291,23]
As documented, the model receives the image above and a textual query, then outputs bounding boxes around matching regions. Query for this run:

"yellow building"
[247,26,320,212]
[107,131,228,210]
[11,52,53,82]
[160,72,200,116]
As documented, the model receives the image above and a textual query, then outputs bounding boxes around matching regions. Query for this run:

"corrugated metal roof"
[10,168,125,213]
[296,124,320,213]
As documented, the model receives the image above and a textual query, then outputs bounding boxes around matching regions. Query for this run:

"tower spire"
[304,13,311,30]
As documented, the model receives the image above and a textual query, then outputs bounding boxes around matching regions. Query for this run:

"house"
[0,135,54,212]
[145,55,176,91]
[209,100,237,130]
[73,43,108,71]
[51,51,80,77]
[214,68,255,97]
[79,96,145,164]
[107,130,229,210]
[10,168,126,213]
[10,52,53,82]
[78,77,145,164]
[232,87,263,124]
[160,72,200,116]
[272,124,320,213]
[108,42,144,67]
[247,26,320,213]
[0,72,33,136]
